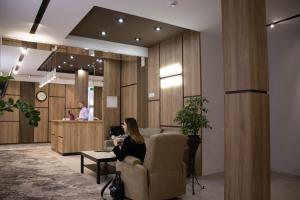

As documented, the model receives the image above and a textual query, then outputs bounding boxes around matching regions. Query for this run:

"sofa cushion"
[139,128,162,138]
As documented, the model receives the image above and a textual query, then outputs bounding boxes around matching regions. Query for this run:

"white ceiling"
[0,0,299,78]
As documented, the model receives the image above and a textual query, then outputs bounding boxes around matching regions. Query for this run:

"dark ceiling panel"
[38,52,104,76]
[69,6,187,47]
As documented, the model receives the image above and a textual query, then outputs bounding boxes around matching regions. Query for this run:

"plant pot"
[187,135,201,177]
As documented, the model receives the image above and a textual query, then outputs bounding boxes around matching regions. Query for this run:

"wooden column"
[75,69,88,105]
[222,0,270,200]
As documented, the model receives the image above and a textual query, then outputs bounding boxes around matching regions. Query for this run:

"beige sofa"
[116,133,187,200]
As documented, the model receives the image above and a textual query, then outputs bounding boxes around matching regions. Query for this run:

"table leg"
[81,154,84,173]
[97,160,101,184]
[105,161,108,179]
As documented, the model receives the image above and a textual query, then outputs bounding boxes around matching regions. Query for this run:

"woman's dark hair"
[124,118,144,144]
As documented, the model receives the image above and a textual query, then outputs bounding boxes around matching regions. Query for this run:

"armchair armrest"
[123,156,142,166]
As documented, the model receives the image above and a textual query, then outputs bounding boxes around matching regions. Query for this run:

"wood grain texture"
[49,83,66,97]
[19,82,35,143]
[49,97,65,120]
[65,84,77,108]
[160,34,182,71]
[160,76,183,126]
[34,108,48,142]
[35,83,49,108]
[148,44,160,100]
[75,70,88,105]
[94,87,103,119]
[5,81,20,95]
[103,60,121,138]
[183,30,201,97]
[0,122,19,144]
[137,58,148,128]
[222,0,268,91]
[121,56,137,86]
[225,93,270,200]
[148,101,159,128]
[0,95,19,121]
[121,85,137,122]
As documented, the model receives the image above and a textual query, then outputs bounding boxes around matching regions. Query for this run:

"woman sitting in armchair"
[113,118,146,163]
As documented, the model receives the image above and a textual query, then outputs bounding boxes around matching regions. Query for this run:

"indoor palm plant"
[0,74,40,127]
[174,96,211,193]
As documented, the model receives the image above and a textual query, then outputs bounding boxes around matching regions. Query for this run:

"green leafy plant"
[0,75,40,127]
[174,96,212,135]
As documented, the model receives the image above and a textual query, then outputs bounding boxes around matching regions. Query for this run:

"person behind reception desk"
[76,101,89,120]
[68,110,75,120]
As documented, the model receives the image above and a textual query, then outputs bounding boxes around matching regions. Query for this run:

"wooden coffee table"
[81,151,117,184]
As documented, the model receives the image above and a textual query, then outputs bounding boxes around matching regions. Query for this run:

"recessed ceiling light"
[21,47,27,54]
[58,65,61,69]
[101,31,107,36]
[155,27,162,31]
[169,0,178,7]
[70,64,73,67]
[63,61,66,64]
[70,55,74,59]
[118,18,125,23]
[135,37,141,42]
[99,59,103,63]
[270,24,275,28]
[87,64,90,67]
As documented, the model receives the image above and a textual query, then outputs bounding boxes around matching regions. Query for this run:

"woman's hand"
[113,138,123,146]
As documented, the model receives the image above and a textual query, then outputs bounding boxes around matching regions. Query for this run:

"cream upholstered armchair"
[116,133,187,200]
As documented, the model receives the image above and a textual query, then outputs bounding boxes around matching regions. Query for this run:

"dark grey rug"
[0,147,104,200]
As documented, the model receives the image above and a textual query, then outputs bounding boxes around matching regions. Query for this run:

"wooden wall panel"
[225,93,270,200]
[137,58,148,128]
[160,76,183,126]
[0,95,19,121]
[75,70,88,105]
[0,122,19,143]
[148,101,159,128]
[65,84,77,108]
[103,60,121,137]
[94,87,102,119]
[183,30,201,97]
[49,97,65,120]
[34,83,49,108]
[19,82,35,143]
[160,34,182,70]
[148,44,160,100]
[121,85,137,122]
[49,83,66,97]
[34,108,48,142]
[5,81,20,95]
[121,56,137,86]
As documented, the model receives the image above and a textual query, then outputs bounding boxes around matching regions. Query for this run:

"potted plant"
[174,96,211,182]
[0,74,40,127]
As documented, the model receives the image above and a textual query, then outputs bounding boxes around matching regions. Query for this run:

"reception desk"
[50,120,104,155]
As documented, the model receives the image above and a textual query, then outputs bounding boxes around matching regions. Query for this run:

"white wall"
[269,19,300,176]
[201,32,224,175]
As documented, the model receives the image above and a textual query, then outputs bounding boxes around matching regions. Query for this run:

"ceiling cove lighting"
[39,68,56,88]
[135,37,141,42]
[118,18,125,23]
[101,31,107,36]
[160,63,182,78]
[21,47,27,54]
[161,75,182,89]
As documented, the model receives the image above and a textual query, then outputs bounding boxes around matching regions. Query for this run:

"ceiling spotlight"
[270,24,275,28]
[58,65,61,69]
[155,27,162,31]
[101,31,107,36]
[17,61,22,66]
[21,47,27,54]
[134,37,141,42]
[118,18,125,23]
[70,64,73,67]
[70,55,74,59]
[99,59,103,63]
[63,61,66,64]
[169,0,178,7]
[87,64,90,67]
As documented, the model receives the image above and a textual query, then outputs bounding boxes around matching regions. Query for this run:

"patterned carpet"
[0,147,104,200]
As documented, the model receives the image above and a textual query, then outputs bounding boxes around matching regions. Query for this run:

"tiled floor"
[1,143,300,200]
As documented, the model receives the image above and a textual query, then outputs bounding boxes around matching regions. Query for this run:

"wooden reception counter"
[50,120,104,155]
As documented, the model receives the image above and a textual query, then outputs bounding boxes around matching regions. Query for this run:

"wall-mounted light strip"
[30,0,50,34]
[13,47,27,74]
[160,63,182,78]
[266,13,300,28]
